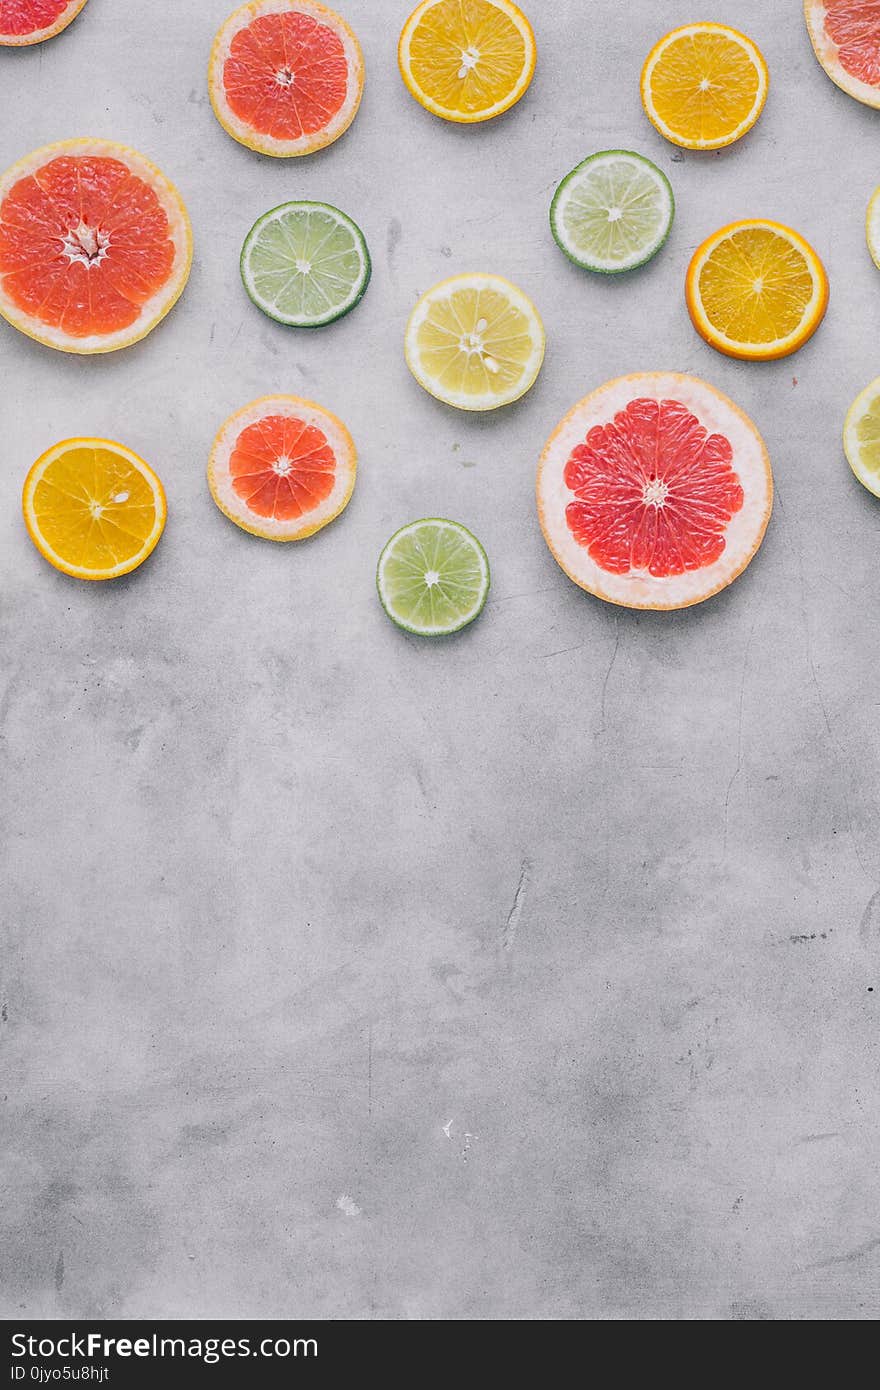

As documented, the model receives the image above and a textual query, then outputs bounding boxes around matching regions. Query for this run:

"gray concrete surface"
[2,0,880,1321]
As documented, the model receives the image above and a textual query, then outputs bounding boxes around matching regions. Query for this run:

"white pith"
[398,0,536,123]
[804,1,880,108]
[207,394,356,541]
[537,373,773,611]
[209,0,364,156]
[0,0,88,45]
[641,22,768,149]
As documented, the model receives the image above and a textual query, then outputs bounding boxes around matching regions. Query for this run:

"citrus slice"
[208,395,356,541]
[241,201,370,327]
[685,220,829,361]
[550,150,674,274]
[804,1,880,108]
[844,376,880,497]
[377,519,490,635]
[868,185,880,268]
[640,23,769,150]
[537,373,772,611]
[0,139,192,354]
[209,0,364,156]
[22,438,166,581]
[405,272,544,411]
[0,0,88,44]
[398,0,536,123]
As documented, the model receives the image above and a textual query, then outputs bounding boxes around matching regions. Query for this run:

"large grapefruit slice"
[537,374,772,611]
[0,139,192,354]
[208,395,356,541]
[209,0,364,157]
[0,0,88,45]
[804,1,880,108]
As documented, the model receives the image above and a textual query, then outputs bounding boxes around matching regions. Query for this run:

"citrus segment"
[209,0,364,156]
[241,201,370,327]
[805,2,880,107]
[640,23,769,150]
[550,150,674,274]
[685,220,828,361]
[0,140,192,353]
[844,376,880,497]
[0,0,88,44]
[537,373,772,610]
[22,438,166,581]
[208,395,356,541]
[405,272,544,411]
[377,519,490,635]
[398,0,536,123]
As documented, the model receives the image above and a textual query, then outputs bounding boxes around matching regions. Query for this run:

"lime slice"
[377,519,490,635]
[867,185,880,271]
[844,376,880,497]
[240,201,371,328]
[550,150,674,274]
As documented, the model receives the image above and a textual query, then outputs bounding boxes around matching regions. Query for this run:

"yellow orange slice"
[640,22,769,150]
[23,439,166,581]
[209,1,364,157]
[398,0,536,123]
[0,0,88,45]
[685,220,829,361]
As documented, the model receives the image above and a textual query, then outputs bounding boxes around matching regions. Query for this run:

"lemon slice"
[685,219,828,361]
[23,438,166,580]
[398,0,536,123]
[640,22,769,150]
[867,185,880,270]
[844,377,880,498]
[404,272,544,411]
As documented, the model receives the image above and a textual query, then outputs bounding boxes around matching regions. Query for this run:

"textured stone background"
[2,0,880,1321]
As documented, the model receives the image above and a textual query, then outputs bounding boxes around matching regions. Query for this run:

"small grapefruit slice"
[208,395,356,541]
[0,0,88,45]
[804,1,880,108]
[0,139,192,354]
[537,373,772,611]
[209,0,364,157]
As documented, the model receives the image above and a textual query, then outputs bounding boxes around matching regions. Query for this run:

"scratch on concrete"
[795,1132,840,1145]
[859,886,880,943]
[806,1235,880,1270]
[54,1251,64,1291]
[502,860,530,951]
[596,618,620,735]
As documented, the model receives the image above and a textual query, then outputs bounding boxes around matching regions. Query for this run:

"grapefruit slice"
[537,373,772,611]
[0,0,88,45]
[208,395,356,541]
[804,1,880,108]
[0,139,192,354]
[209,0,364,156]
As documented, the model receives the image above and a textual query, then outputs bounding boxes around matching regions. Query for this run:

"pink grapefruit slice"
[804,1,880,108]
[208,395,357,541]
[0,139,192,354]
[0,0,88,45]
[209,1,364,157]
[537,373,772,611]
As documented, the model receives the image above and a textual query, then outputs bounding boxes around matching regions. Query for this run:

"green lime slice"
[377,519,490,636]
[550,150,674,274]
[240,201,371,328]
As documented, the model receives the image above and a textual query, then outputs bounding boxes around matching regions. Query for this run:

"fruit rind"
[209,0,364,156]
[376,518,491,635]
[398,0,536,124]
[685,219,829,361]
[549,149,675,274]
[240,201,371,327]
[844,377,880,499]
[803,0,880,110]
[404,272,545,412]
[207,394,357,541]
[640,22,769,150]
[0,138,192,354]
[22,437,167,581]
[867,187,880,271]
[536,372,773,611]
[0,0,89,45]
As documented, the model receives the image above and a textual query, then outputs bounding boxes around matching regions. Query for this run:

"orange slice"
[208,395,356,541]
[209,0,364,156]
[0,0,88,45]
[0,139,192,354]
[804,1,880,109]
[22,438,166,581]
[398,0,536,123]
[640,22,769,150]
[686,219,829,361]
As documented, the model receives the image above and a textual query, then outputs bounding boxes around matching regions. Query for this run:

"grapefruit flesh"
[0,140,191,353]
[537,374,772,610]
[0,0,87,44]
[805,1,880,106]
[210,2,364,156]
